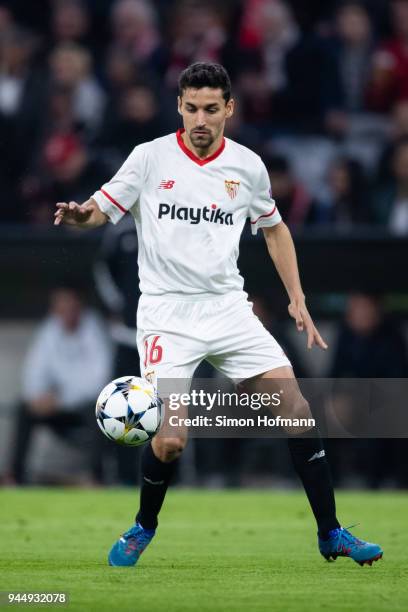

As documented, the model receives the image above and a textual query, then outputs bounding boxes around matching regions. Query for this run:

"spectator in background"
[367,0,408,112]
[235,0,300,125]
[104,46,140,94]
[18,88,77,221]
[323,157,371,227]
[236,0,343,132]
[329,293,408,488]
[6,286,113,484]
[265,154,323,228]
[98,46,170,163]
[44,86,76,134]
[23,132,109,225]
[49,43,106,135]
[223,94,263,152]
[0,4,13,35]
[324,1,374,137]
[377,99,408,181]
[331,294,408,378]
[165,0,228,89]
[50,0,92,51]
[0,26,45,222]
[0,27,41,120]
[237,0,274,50]
[97,84,165,161]
[334,1,374,111]
[110,0,165,76]
[372,137,408,233]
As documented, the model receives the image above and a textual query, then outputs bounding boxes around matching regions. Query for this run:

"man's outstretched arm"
[54,198,108,228]
[263,222,328,350]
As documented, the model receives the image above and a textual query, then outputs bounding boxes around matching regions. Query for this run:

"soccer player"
[54,63,382,568]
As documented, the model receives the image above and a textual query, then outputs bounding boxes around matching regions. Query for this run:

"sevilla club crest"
[225,179,240,200]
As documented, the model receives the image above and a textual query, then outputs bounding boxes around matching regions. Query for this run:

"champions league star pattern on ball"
[95,376,163,446]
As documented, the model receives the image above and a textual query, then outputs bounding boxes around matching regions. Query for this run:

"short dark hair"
[178,62,231,102]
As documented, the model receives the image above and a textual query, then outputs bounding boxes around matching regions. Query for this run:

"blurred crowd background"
[0,0,407,488]
[2,0,408,229]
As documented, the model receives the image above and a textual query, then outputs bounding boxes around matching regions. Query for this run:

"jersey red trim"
[100,188,126,213]
[176,128,225,166]
[250,206,277,224]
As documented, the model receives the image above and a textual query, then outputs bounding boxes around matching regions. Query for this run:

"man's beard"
[189,129,214,150]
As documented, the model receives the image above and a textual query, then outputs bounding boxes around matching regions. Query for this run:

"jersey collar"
[176,128,225,166]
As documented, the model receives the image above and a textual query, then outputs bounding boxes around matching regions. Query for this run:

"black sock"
[287,429,340,539]
[136,443,178,530]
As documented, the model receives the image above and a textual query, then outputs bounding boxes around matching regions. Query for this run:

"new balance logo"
[158,180,175,189]
[158,202,233,226]
[144,476,165,485]
[308,450,325,462]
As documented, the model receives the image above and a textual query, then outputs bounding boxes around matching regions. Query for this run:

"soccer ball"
[95,376,163,446]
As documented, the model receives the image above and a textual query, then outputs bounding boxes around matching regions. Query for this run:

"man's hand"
[288,297,328,350]
[263,224,328,350]
[54,198,108,228]
[54,201,93,226]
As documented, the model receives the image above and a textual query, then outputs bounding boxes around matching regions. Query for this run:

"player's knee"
[284,395,313,435]
[153,436,187,463]
[293,395,312,420]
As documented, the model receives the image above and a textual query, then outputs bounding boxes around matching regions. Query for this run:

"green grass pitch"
[0,489,407,611]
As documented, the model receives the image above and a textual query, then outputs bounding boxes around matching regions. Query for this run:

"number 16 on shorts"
[143,335,163,368]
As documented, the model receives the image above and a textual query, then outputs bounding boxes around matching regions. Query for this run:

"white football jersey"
[93,129,281,297]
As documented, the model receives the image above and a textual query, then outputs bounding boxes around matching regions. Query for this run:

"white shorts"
[137,292,291,386]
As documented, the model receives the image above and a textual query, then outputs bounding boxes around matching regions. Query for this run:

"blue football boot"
[319,526,383,566]
[108,523,155,567]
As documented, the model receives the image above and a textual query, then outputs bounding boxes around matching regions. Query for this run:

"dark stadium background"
[1,0,407,488]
